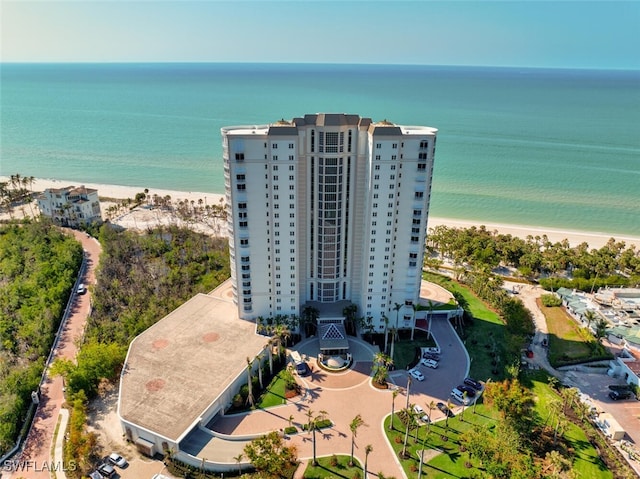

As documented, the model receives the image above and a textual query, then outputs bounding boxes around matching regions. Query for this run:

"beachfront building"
[222,113,437,335]
[37,185,102,227]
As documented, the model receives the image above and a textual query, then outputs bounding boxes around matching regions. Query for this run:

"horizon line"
[1,61,638,73]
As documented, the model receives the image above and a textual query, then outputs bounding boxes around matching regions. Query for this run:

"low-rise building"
[37,185,102,226]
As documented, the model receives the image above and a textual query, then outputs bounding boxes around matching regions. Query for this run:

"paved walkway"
[207,287,470,478]
[8,231,102,479]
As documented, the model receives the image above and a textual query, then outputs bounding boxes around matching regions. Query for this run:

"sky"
[1,1,639,69]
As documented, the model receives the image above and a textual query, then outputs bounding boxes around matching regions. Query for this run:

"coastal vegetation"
[0,220,83,455]
[51,224,230,477]
[385,371,635,479]
[427,225,640,290]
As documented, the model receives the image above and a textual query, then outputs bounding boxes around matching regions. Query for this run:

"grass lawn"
[256,369,288,408]
[302,454,363,479]
[525,370,612,479]
[385,403,501,479]
[539,302,609,367]
[424,272,507,381]
[392,329,437,369]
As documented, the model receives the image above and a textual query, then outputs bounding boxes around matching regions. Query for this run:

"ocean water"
[1,63,639,236]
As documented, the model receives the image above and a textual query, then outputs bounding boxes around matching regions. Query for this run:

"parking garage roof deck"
[118,293,266,442]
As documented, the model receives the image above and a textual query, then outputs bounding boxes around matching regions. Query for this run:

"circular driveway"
[211,319,470,478]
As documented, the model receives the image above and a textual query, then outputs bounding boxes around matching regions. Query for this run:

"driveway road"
[8,231,101,479]
[209,317,470,478]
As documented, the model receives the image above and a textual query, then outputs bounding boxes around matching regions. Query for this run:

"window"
[289,175,294,180]
[239,221,248,228]
[273,143,278,149]
[415,192,424,199]
[235,153,245,160]
[391,155,397,160]
[237,184,246,191]
[375,165,380,170]
[289,165,294,171]
[289,143,294,149]
[238,202,247,209]
[289,155,294,160]
[375,155,381,160]
[418,162,427,170]
[273,165,279,171]
[376,143,381,149]
[240,238,249,246]
[273,155,278,161]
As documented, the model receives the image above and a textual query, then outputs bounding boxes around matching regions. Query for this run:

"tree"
[349,414,367,466]
[372,352,393,386]
[426,400,436,435]
[364,444,373,477]
[595,317,608,342]
[244,431,297,477]
[401,405,416,458]
[391,303,402,359]
[305,409,328,466]
[233,453,244,475]
[245,357,255,407]
[389,389,399,430]
[583,309,597,330]
[382,313,389,353]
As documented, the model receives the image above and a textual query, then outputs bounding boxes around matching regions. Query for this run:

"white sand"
[4,176,640,249]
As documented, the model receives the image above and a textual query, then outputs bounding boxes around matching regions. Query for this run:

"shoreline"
[5,176,640,250]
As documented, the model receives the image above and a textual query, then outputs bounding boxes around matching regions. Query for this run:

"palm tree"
[405,375,412,409]
[306,409,328,466]
[233,453,244,475]
[401,405,415,458]
[245,357,254,407]
[426,400,436,434]
[445,399,454,430]
[389,389,399,430]
[583,310,596,331]
[266,341,274,376]
[256,352,264,389]
[349,414,367,466]
[372,352,392,386]
[287,414,295,428]
[364,444,373,477]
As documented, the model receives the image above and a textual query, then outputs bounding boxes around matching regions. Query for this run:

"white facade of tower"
[222,114,436,334]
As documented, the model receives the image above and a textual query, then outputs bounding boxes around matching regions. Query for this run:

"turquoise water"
[1,63,639,236]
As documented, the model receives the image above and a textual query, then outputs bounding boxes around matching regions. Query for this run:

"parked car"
[89,472,102,479]
[295,362,311,376]
[608,384,632,392]
[420,358,438,369]
[152,475,172,479]
[97,463,116,477]
[108,453,128,468]
[457,385,477,397]
[451,388,472,405]
[422,352,440,361]
[413,404,430,423]
[409,368,425,381]
[436,401,454,417]
[609,390,632,400]
[77,283,87,295]
[464,377,483,391]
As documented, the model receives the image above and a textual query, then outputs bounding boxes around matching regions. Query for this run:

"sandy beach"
[4,176,640,250]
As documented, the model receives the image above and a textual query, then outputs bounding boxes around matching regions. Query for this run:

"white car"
[420,358,438,369]
[409,368,425,381]
[413,404,430,423]
[108,452,128,468]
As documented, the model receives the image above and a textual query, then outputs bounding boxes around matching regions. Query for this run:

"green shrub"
[284,426,297,435]
[541,294,562,307]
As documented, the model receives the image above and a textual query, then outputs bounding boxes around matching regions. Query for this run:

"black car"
[457,385,477,397]
[295,362,310,376]
[608,384,631,392]
[464,377,483,391]
[97,463,116,478]
[436,402,454,417]
[422,352,440,361]
[609,390,632,400]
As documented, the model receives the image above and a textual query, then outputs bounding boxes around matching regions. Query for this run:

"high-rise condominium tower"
[222,113,436,334]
